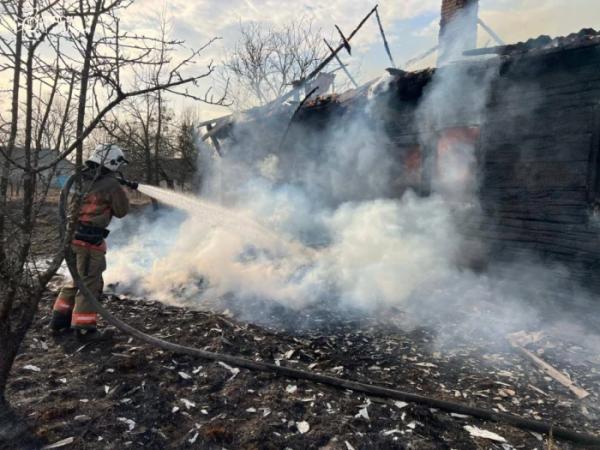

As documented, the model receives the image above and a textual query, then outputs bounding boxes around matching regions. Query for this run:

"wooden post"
[206,123,222,157]
[276,6,379,105]
[405,45,438,68]
[323,39,358,88]
[375,8,396,68]
[477,18,504,46]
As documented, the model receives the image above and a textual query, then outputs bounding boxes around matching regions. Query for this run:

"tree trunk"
[143,142,153,184]
[74,0,102,177]
[142,99,154,184]
[0,334,16,402]
[0,0,24,265]
[154,91,162,186]
[0,321,28,444]
[0,286,46,448]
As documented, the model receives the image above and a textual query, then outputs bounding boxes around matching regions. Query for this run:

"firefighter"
[50,144,131,340]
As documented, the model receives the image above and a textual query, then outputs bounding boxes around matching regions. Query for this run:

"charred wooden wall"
[383,44,600,285]
[237,41,600,284]
[477,44,600,285]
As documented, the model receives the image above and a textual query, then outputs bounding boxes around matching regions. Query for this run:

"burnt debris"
[8,293,600,448]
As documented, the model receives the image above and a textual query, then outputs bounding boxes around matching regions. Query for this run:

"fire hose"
[59,174,600,447]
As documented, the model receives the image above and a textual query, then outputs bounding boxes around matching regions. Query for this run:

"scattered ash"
[6,290,600,449]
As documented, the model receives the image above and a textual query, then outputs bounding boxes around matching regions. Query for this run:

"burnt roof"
[299,27,600,115]
[212,27,600,137]
[464,27,600,57]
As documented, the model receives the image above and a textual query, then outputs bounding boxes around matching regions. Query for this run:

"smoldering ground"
[104,55,599,359]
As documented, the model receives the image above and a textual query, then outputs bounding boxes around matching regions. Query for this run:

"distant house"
[120,157,197,190]
[3,147,74,196]
[159,157,197,189]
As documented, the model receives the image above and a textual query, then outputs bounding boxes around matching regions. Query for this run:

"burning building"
[382,28,600,287]
[202,3,600,290]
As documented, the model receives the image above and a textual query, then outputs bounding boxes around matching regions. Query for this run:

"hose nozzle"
[117,176,139,190]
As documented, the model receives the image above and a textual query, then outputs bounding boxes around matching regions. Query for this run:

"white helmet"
[86,144,129,172]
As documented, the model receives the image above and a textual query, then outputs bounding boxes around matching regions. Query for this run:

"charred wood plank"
[480,188,588,203]
[483,134,593,163]
[587,104,600,201]
[206,123,222,157]
[485,217,595,236]
[482,206,589,221]
[334,24,352,55]
[477,18,505,46]
[475,227,600,255]
[279,6,379,105]
[374,8,396,68]
[323,39,358,88]
[483,161,589,190]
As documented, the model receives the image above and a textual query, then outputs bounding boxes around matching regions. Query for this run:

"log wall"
[477,45,600,285]
[383,44,600,285]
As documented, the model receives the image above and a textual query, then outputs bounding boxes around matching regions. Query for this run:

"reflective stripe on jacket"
[70,172,129,230]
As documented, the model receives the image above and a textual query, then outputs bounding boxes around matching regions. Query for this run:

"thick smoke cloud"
[105,18,597,353]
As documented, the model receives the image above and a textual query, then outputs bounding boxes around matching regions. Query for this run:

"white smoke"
[104,29,597,353]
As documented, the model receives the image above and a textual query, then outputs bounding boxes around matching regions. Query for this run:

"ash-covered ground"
[6,287,600,449]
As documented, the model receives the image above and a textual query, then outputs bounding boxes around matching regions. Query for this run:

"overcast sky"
[3,0,600,123]
[122,0,597,121]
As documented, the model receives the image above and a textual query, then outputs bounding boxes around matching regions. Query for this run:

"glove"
[117,177,139,190]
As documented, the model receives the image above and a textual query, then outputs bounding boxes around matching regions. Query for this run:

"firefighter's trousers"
[51,243,106,330]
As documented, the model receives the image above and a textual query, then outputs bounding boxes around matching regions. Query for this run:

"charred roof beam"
[323,39,359,88]
[477,17,505,46]
[285,5,379,103]
[375,7,397,68]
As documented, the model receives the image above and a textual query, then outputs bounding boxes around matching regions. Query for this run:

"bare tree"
[0,0,226,441]
[176,107,202,169]
[102,5,208,186]
[222,18,330,109]
[104,88,174,185]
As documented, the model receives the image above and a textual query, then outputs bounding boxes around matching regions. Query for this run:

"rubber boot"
[50,310,72,335]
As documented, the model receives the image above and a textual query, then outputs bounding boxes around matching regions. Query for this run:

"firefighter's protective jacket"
[72,171,129,229]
